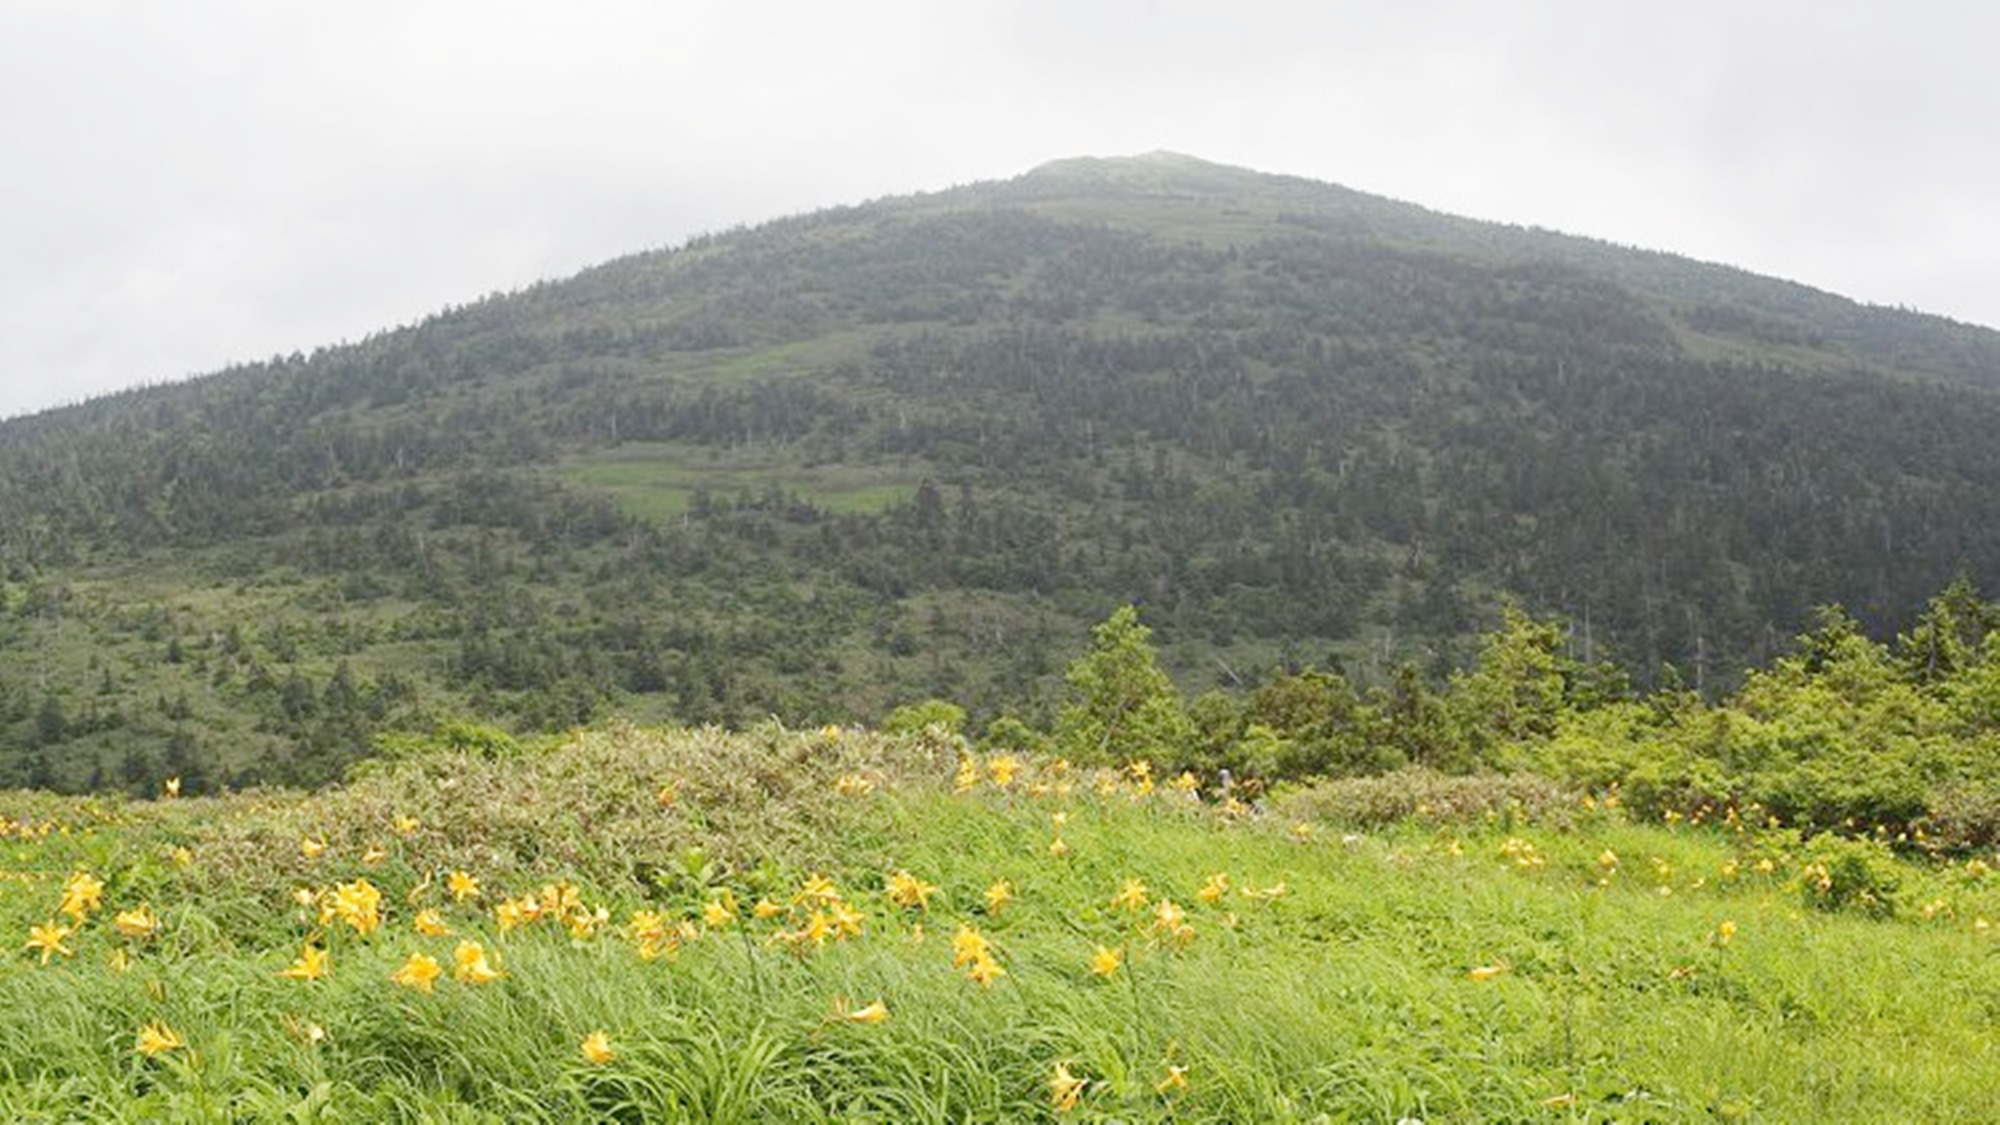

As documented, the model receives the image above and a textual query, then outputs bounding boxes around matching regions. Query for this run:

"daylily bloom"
[279,943,331,981]
[414,909,452,937]
[965,952,1006,987]
[391,951,442,992]
[831,998,891,1024]
[332,879,383,935]
[1467,964,1508,981]
[984,880,1014,913]
[1156,1064,1190,1093]
[703,892,738,928]
[300,837,326,859]
[988,755,1021,787]
[580,1030,616,1065]
[135,1022,186,1058]
[453,941,504,984]
[113,905,163,940]
[495,897,534,933]
[1111,879,1148,912]
[59,871,104,921]
[1089,944,1122,978]
[951,925,993,968]
[25,921,74,965]
[447,870,480,902]
[885,870,938,911]
[163,777,181,799]
[1049,1062,1087,1113]
[1197,873,1229,904]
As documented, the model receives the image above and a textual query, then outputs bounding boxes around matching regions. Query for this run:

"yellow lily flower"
[390,951,442,992]
[279,943,331,981]
[113,905,163,940]
[135,1022,186,1058]
[580,1030,616,1065]
[25,921,74,965]
[452,940,504,985]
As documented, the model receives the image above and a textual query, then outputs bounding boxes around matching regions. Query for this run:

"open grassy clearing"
[2,725,1997,1121]
[555,442,925,521]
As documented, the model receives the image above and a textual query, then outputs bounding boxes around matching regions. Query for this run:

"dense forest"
[2,152,1998,792]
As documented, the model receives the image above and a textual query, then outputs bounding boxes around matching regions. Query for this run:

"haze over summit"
[5,1,2000,421]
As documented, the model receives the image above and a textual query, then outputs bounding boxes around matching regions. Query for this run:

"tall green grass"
[2,727,1997,1120]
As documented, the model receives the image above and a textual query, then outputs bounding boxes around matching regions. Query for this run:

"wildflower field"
[3,723,1998,1122]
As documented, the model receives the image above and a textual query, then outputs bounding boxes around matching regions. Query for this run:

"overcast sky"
[3,1,1997,421]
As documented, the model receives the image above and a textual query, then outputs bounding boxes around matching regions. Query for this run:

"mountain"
[4,152,1999,791]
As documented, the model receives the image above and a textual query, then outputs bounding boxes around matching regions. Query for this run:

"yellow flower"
[1110,878,1148,912]
[1598,849,1620,869]
[113,905,163,941]
[25,921,74,965]
[832,998,891,1024]
[169,846,194,867]
[163,777,181,799]
[965,952,1007,987]
[953,758,981,793]
[1156,1064,1190,1094]
[1089,944,1122,978]
[793,874,840,907]
[580,1030,617,1065]
[1153,899,1186,932]
[453,940,504,985]
[984,880,1014,913]
[1170,771,1200,794]
[391,951,442,992]
[1048,836,1070,858]
[1714,919,1738,946]
[567,904,611,939]
[362,845,388,865]
[951,924,992,968]
[447,870,480,902]
[703,890,739,928]
[332,878,383,936]
[279,943,332,981]
[414,909,452,937]
[834,773,873,796]
[59,871,104,921]
[628,909,668,944]
[1197,872,1229,904]
[1467,964,1508,982]
[495,897,531,933]
[752,897,784,921]
[987,755,1021,787]
[886,870,938,912]
[393,815,421,836]
[1049,1062,1087,1113]
[539,882,580,918]
[134,1022,186,1058]
[300,837,326,859]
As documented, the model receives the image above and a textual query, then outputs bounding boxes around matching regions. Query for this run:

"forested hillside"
[3,152,1998,790]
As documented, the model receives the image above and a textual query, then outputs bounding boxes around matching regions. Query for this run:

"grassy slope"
[1,726,1997,1122]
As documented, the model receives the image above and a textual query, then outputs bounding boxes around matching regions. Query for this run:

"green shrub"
[1796,834,1901,918]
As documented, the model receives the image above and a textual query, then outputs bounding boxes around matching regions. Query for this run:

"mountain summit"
[3,154,1998,789]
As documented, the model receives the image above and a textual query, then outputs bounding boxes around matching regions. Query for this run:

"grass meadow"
[2,724,1997,1122]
